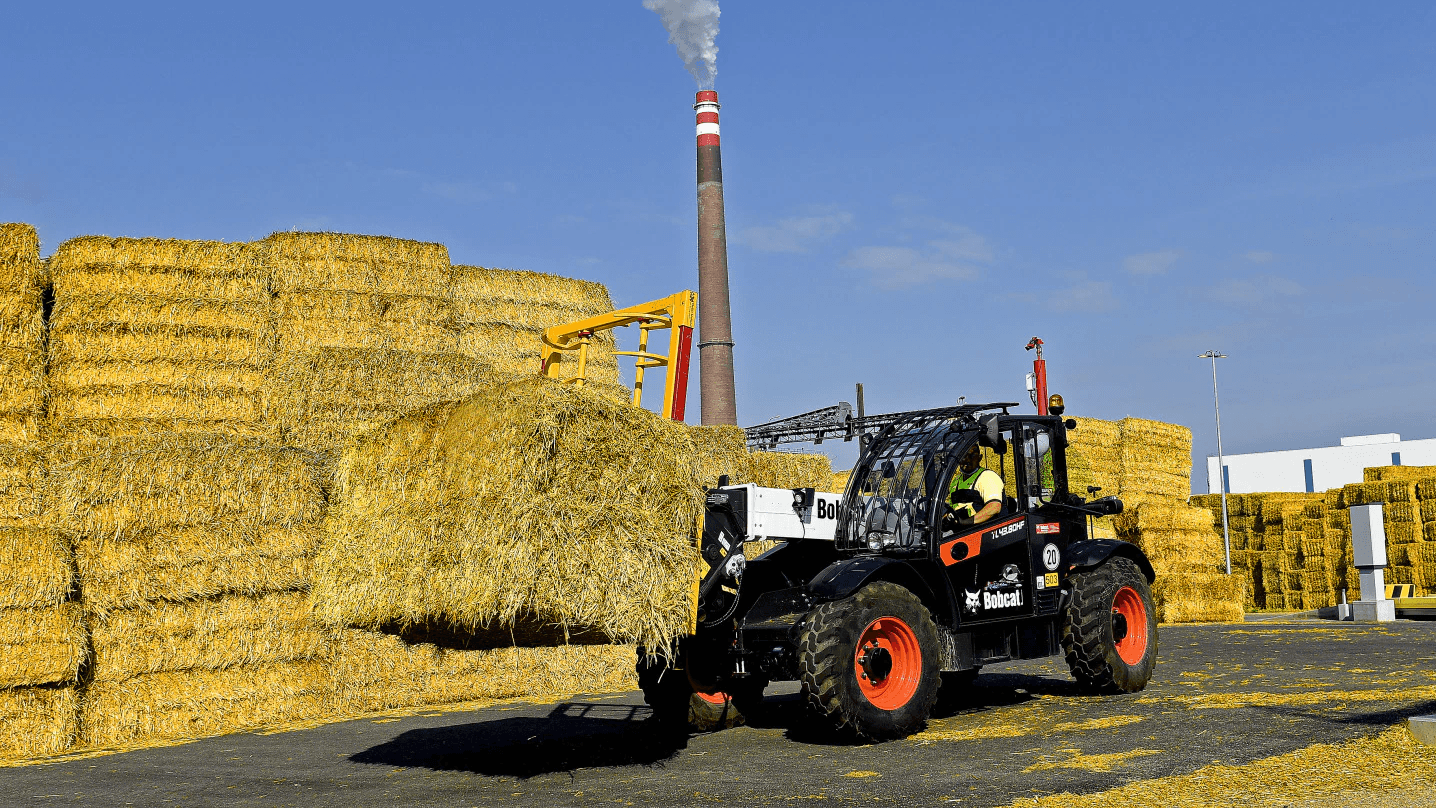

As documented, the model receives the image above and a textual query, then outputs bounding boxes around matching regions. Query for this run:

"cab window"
[1021,424,1058,507]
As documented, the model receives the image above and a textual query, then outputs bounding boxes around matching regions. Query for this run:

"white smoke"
[642,0,720,88]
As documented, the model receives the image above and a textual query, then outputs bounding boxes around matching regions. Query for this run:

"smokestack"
[695,89,737,425]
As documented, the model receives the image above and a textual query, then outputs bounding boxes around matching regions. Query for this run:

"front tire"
[798,582,941,741]
[1062,557,1158,693]
[636,649,744,731]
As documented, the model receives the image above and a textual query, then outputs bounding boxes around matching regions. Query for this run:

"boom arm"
[540,290,697,420]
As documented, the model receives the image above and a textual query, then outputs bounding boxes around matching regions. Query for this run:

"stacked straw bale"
[1064,417,1121,539]
[56,434,334,747]
[1191,492,1351,611]
[1339,471,1436,595]
[748,451,833,490]
[1067,415,1244,622]
[262,233,492,459]
[47,237,274,440]
[313,376,704,652]
[0,224,84,758]
[451,264,618,385]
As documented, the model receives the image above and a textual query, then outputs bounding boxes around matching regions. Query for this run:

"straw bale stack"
[260,233,495,459]
[80,660,336,747]
[56,429,333,748]
[1062,416,1246,621]
[0,687,78,759]
[826,469,852,494]
[48,237,274,440]
[748,451,833,490]
[0,224,87,759]
[313,376,704,651]
[1191,491,1360,610]
[1116,417,1192,500]
[452,265,618,384]
[332,631,636,713]
[1363,465,1436,482]
[688,424,753,487]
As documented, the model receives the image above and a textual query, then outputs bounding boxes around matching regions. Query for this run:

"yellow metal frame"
[540,290,698,419]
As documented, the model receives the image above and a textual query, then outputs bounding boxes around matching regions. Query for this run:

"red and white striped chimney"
[694,90,737,425]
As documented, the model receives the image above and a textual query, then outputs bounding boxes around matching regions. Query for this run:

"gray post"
[1350,503,1396,622]
[1200,351,1232,575]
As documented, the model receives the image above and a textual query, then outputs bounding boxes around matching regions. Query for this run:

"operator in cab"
[945,445,1004,530]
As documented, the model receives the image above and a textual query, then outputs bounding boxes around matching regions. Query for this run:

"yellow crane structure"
[539,290,697,421]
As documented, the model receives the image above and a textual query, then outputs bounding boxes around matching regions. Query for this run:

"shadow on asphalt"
[350,702,688,778]
[353,673,1110,768]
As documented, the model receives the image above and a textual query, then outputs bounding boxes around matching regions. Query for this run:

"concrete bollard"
[1410,715,1436,746]
[1350,503,1396,622]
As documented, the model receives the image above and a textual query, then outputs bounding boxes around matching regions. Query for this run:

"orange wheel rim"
[687,668,730,705]
[853,616,922,710]
[1112,585,1149,665]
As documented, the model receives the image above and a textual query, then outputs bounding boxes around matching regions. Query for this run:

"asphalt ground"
[5,620,1435,807]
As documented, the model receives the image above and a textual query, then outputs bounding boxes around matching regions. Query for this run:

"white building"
[1205,433,1436,494]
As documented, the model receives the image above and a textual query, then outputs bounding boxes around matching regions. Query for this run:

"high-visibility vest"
[948,467,1000,515]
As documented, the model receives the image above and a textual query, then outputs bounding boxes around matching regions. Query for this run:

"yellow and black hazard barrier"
[1387,584,1417,599]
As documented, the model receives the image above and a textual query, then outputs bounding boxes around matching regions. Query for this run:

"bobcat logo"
[964,589,982,613]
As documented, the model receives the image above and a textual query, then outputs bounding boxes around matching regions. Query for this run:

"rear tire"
[798,582,941,741]
[636,649,744,731]
[1062,557,1158,693]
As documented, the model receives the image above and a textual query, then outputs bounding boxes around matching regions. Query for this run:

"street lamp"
[1199,350,1231,575]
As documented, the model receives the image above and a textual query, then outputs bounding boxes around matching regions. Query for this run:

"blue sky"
[3,2,1434,485]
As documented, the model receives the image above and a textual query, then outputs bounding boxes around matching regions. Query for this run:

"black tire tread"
[1061,557,1158,693]
[798,581,941,741]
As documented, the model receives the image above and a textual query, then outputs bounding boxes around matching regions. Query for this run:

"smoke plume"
[642,0,720,88]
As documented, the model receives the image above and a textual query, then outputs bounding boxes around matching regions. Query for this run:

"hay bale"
[276,290,460,355]
[1126,528,1225,574]
[1114,503,1214,535]
[451,265,613,310]
[76,524,317,614]
[825,469,852,494]
[452,265,619,386]
[269,348,496,456]
[1151,573,1246,623]
[89,593,330,683]
[48,237,274,439]
[1365,465,1436,482]
[689,424,752,487]
[0,528,73,610]
[260,232,449,296]
[1065,416,1121,495]
[748,451,832,490]
[313,376,703,651]
[0,444,44,527]
[0,225,45,439]
[48,433,324,539]
[79,660,336,747]
[0,604,87,688]
[0,686,78,759]
[332,631,636,713]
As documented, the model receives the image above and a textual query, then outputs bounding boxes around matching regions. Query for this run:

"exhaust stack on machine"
[695,90,738,425]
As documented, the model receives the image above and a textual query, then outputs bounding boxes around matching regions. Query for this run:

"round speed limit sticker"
[1042,543,1060,571]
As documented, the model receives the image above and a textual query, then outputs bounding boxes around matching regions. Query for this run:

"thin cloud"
[740,212,853,253]
[1124,249,1181,276]
[1047,280,1117,312]
[842,242,981,289]
[844,222,997,289]
[1243,250,1276,264]
[1208,275,1303,306]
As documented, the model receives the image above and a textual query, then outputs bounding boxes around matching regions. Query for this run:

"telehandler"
[639,395,1156,741]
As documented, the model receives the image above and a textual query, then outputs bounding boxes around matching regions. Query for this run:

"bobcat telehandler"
[638,391,1157,742]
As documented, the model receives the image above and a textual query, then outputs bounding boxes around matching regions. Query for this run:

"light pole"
[1199,350,1231,575]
